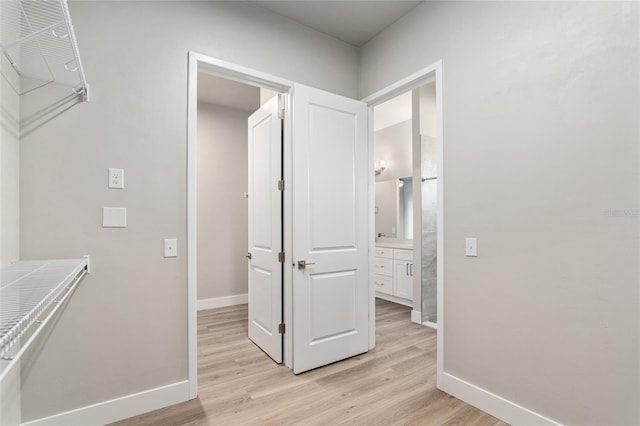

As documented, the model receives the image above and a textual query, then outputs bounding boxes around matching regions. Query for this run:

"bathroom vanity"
[374,242,413,307]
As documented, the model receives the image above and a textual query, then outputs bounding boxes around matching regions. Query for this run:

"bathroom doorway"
[365,61,443,386]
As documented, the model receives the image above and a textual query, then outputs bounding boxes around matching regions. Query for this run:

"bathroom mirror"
[375,177,413,240]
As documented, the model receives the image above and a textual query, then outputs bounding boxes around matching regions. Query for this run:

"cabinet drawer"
[375,247,393,259]
[374,258,393,276]
[394,249,413,261]
[374,274,392,295]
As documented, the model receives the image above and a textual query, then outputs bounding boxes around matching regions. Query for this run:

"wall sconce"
[374,160,386,176]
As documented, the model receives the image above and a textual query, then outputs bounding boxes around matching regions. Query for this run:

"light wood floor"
[111,299,506,426]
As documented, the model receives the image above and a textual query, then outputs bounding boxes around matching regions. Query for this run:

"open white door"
[248,95,283,363]
[292,84,369,374]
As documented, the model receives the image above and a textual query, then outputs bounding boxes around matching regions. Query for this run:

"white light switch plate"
[108,168,124,189]
[164,239,177,258]
[103,207,127,227]
[465,238,477,257]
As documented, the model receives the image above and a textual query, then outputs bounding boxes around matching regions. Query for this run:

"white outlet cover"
[465,237,477,257]
[108,168,124,189]
[103,207,127,227]
[164,239,177,258]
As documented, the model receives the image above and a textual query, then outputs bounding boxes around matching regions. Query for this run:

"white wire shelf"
[0,258,88,381]
[0,0,89,100]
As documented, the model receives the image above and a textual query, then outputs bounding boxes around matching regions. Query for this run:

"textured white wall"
[197,102,253,301]
[18,1,358,421]
[0,10,20,268]
[361,2,639,424]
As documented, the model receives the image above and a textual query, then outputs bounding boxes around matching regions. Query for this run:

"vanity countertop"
[375,242,413,250]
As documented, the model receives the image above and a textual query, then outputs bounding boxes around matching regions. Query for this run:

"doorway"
[188,53,294,398]
[363,61,444,388]
[195,72,285,365]
[188,52,373,397]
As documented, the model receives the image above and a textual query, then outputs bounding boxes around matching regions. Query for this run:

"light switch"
[465,238,477,257]
[108,168,124,189]
[164,239,177,258]
[103,207,127,227]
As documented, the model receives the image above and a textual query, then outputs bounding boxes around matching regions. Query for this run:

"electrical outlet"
[109,168,124,189]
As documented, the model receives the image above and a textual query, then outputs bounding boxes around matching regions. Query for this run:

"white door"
[292,84,369,374]
[247,95,283,363]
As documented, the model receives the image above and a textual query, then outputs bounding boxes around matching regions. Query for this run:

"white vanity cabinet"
[393,249,414,300]
[374,247,394,295]
[375,246,413,306]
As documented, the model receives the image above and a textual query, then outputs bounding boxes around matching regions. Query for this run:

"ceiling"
[252,1,422,47]
[198,72,260,112]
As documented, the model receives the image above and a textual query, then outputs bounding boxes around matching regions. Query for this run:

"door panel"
[307,104,357,250]
[292,84,369,374]
[248,95,282,363]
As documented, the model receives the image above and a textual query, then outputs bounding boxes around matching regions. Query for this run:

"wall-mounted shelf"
[0,0,89,101]
[0,257,89,382]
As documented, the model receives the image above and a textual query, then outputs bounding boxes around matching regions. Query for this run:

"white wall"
[17,1,359,422]
[0,77,21,425]
[197,102,253,302]
[361,2,639,424]
[374,91,412,131]
[0,7,21,268]
[374,119,412,182]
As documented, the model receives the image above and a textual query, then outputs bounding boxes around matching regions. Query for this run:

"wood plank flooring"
[111,299,506,426]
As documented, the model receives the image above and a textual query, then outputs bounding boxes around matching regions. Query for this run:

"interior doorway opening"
[196,70,286,365]
[364,60,444,388]
[372,80,438,327]
[188,52,374,395]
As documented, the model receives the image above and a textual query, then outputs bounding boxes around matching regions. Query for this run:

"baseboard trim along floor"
[22,380,190,426]
[197,293,248,311]
[442,373,561,426]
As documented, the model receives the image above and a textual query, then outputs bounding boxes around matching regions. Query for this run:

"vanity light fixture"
[374,160,387,176]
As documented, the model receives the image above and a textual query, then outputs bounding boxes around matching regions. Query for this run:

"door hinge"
[277,180,285,191]
[278,323,285,334]
[278,252,285,263]
[246,252,252,259]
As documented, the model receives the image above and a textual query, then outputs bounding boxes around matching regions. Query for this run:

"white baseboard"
[423,320,437,330]
[22,380,190,426]
[442,373,561,426]
[197,293,248,311]
[375,293,412,307]
[411,310,422,324]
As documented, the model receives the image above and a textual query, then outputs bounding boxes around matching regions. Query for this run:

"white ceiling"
[198,72,260,112]
[252,1,422,47]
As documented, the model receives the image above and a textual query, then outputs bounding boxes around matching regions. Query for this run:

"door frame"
[186,51,294,398]
[361,60,444,388]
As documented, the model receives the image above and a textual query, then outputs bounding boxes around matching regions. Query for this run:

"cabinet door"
[394,260,413,300]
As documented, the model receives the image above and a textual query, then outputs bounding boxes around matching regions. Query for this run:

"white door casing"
[292,83,369,374]
[248,95,283,363]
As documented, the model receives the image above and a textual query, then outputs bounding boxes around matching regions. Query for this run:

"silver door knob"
[297,260,316,270]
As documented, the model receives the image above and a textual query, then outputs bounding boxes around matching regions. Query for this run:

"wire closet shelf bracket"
[0,0,89,101]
